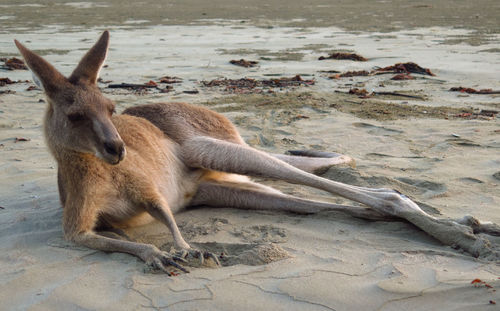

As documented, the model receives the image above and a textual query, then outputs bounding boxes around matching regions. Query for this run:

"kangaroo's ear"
[69,31,109,85]
[14,40,68,95]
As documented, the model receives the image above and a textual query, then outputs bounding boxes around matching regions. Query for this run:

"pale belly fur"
[102,138,251,228]
[102,138,205,228]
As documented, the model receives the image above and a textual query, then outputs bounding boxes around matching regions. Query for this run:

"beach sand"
[0,1,499,310]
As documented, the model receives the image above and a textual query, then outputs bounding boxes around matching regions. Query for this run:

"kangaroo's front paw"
[143,248,189,275]
[177,248,221,267]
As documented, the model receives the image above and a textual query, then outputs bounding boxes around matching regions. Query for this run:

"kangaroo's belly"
[156,137,207,213]
[98,137,206,228]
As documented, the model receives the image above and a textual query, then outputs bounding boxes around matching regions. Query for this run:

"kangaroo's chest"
[98,137,204,227]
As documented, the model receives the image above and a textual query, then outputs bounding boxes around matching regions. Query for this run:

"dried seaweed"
[319,52,367,61]
[107,80,174,94]
[375,62,434,76]
[328,62,434,79]
[329,70,370,79]
[158,76,182,84]
[230,59,258,68]
[348,88,370,96]
[0,78,29,86]
[0,57,28,70]
[203,78,258,89]
[14,137,30,143]
[202,75,314,94]
[455,110,498,119]
[337,88,425,100]
[261,75,314,87]
[0,77,14,86]
[108,82,159,89]
[449,87,500,94]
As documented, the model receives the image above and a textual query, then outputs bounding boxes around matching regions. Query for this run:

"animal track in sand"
[160,242,290,267]
[232,224,288,243]
[177,217,229,240]
[178,218,288,244]
[396,177,447,197]
[165,221,289,267]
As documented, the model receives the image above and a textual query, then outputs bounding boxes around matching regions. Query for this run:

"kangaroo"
[17,31,491,274]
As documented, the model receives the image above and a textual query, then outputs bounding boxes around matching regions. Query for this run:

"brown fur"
[15,31,424,273]
[124,102,244,145]
[15,32,211,271]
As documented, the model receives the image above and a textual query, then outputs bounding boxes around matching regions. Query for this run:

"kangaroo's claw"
[177,248,221,266]
[145,249,189,275]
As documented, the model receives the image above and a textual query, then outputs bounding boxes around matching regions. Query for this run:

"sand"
[1,1,499,310]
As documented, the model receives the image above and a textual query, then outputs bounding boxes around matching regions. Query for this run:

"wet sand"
[1,1,500,310]
[1,0,499,36]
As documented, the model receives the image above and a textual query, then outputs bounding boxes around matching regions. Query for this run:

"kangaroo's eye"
[67,113,86,122]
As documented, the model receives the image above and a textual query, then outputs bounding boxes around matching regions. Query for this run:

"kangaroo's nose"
[104,140,125,160]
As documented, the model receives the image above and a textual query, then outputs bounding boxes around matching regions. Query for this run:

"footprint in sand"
[396,177,447,197]
[177,217,230,240]
[232,224,288,243]
[173,221,290,267]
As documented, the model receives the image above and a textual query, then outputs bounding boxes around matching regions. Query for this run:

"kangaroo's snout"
[102,139,125,164]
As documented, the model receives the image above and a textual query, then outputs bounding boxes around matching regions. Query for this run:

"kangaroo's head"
[15,31,125,165]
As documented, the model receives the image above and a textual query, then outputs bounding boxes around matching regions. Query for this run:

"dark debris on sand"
[455,110,498,119]
[0,90,16,95]
[26,85,38,91]
[319,52,367,61]
[230,59,259,68]
[106,76,184,94]
[327,62,434,79]
[0,77,30,86]
[449,87,500,95]
[339,88,425,100]
[202,75,315,94]
[158,76,182,84]
[107,80,173,94]
[374,62,435,76]
[0,78,15,86]
[329,70,370,79]
[347,88,370,97]
[0,57,28,70]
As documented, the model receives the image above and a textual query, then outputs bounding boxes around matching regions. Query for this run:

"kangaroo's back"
[123,102,245,146]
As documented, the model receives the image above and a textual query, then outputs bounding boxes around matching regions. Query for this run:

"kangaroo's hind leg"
[181,136,421,216]
[270,150,355,174]
[181,137,500,260]
[189,180,388,221]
